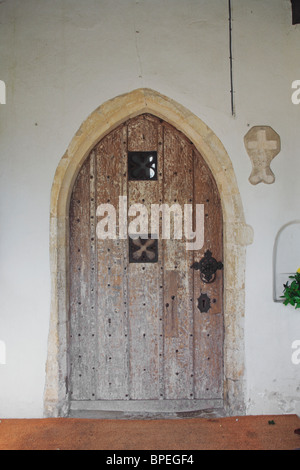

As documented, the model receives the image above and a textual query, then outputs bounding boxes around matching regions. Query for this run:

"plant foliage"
[281,272,300,309]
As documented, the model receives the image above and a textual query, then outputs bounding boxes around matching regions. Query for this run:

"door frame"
[44,88,253,418]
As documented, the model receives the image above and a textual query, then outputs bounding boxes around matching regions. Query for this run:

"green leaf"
[282,272,300,310]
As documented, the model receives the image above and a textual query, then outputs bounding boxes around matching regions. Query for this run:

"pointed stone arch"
[44,88,253,417]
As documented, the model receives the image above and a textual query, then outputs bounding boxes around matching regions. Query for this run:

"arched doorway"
[68,114,223,417]
[44,89,253,418]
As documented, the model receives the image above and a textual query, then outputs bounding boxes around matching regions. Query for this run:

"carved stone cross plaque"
[244,126,281,185]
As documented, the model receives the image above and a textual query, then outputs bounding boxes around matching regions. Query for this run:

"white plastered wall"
[0,0,299,418]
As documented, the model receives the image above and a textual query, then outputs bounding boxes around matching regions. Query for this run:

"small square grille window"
[129,236,158,263]
[292,0,300,24]
[128,151,157,181]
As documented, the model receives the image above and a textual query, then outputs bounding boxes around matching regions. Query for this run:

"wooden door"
[69,114,223,416]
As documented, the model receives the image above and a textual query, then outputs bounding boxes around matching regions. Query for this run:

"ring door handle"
[191,250,223,284]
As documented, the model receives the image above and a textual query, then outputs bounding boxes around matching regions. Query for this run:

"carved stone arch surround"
[44,88,253,417]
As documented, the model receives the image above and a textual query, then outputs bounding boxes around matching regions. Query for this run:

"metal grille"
[128,151,158,181]
[292,0,300,24]
[129,236,158,263]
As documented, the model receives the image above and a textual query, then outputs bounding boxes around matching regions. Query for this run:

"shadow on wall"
[0,80,6,104]
[273,220,300,302]
[0,341,6,365]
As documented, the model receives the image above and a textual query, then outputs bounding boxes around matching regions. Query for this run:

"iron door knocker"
[191,250,223,284]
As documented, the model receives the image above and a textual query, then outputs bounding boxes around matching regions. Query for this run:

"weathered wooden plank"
[94,125,128,400]
[88,150,97,399]
[193,148,224,399]
[127,115,162,400]
[69,157,93,400]
[157,122,165,401]
[164,271,179,338]
[127,114,158,152]
[70,399,223,413]
[162,124,194,400]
